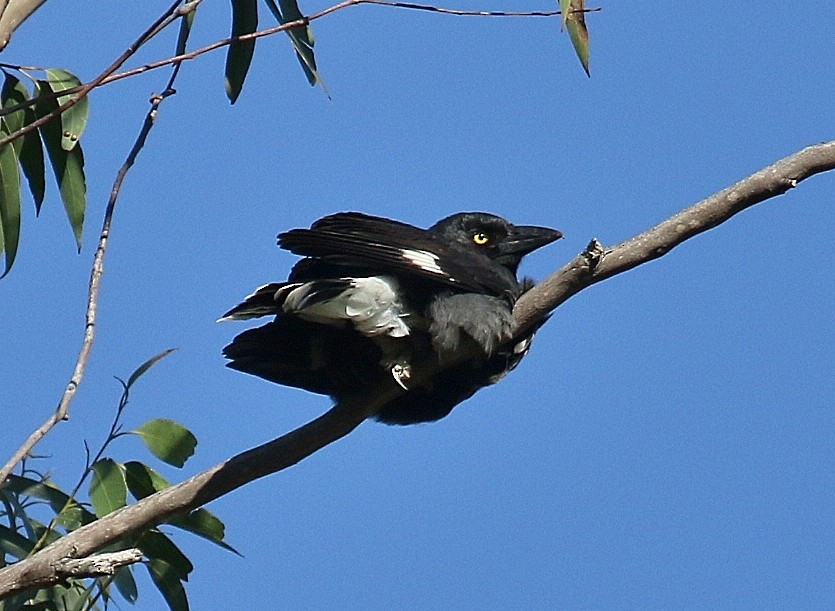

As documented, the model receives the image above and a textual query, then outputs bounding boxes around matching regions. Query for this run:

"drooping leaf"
[2,73,26,134]
[265,0,321,87]
[2,73,45,211]
[2,474,96,525]
[113,565,139,604]
[0,139,20,277]
[176,2,198,56]
[132,419,197,468]
[139,530,194,580]
[0,523,35,559]
[560,0,590,76]
[44,68,89,151]
[127,348,176,389]
[124,460,171,500]
[225,0,258,104]
[146,558,189,611]
[35,80,86,250]
[169,508,240,555]
[89,458,127,517]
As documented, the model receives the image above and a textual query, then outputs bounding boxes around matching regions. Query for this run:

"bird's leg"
[390,361,411,390]
[374,336,414,390]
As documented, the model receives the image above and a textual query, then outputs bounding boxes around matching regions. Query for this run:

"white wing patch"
[283,275,411,338]
[399,248,448,278]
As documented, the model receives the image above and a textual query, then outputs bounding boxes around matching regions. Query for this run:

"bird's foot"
[390,362,411,390]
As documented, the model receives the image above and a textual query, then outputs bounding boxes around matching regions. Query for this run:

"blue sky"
[3,2,834,609]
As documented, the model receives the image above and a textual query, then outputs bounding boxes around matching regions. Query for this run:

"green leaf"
[2,474,96,526]
[132,419,197,468]
[1,73,27,134]
[44,68,89,151]
[139,530,193,580]
[89,458,127,516]
[113,565,139,604]
[2,74,46,212]
[0,523,35,559]
[0,140,21,278]
[225,0,258,104]
[146,558,189,611]
[176,3,197,56]
[35,80,86,250]
[124,460,171,500]
[265,0,321,87]
[127,348,176,389]
[560,0,590,76]
[169,508,240,555]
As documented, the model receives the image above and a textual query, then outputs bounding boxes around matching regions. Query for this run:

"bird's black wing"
[278,212,518,296]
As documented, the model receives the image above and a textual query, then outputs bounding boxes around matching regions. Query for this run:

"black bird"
[221,212,562,424]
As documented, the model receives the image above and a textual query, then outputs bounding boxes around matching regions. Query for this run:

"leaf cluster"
[0,352,235,611]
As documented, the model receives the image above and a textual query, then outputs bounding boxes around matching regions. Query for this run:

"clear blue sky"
[3,2,834,609]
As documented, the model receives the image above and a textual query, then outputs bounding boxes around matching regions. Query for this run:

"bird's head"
[430,212,563,275]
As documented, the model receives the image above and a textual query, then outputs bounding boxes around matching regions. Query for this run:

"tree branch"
[0,0,567,122]
[3,140,833,599]
[51,549,143,580]
[0,58,184,487]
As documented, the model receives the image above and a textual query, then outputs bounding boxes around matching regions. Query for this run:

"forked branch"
[2,140,833,598]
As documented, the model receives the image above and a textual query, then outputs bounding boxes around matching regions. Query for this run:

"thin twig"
[0,0,192,148]
[0,0,570,120]
[1,140,833,598]
[0,27,186,486]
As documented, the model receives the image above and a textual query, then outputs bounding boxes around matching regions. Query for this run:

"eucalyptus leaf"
[124,460,171,500]
[169,508,240,555]
[146,558,189,611]
[35,80,86,250]
[89,458,127,517]
[2,74,45,210]
[0,138,20,277]
[138,530,194,581]
[127,348,176,389]
[225,0,258,104]
[113,565,139,604]
[132,419,197,468]
[175,3,197,56]
[44,68,89,151]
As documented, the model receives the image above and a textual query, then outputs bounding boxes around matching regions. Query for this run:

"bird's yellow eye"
[472,232,490,245]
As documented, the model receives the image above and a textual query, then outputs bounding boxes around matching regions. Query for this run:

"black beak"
[500,224,563,257]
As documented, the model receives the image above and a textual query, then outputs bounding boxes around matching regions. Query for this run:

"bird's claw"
[391,362,411,390]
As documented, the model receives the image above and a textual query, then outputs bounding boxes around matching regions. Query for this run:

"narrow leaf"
[146,558,189,611]
[265,0,321,87]
[89,458,127,516]
[127,348,176,389]
[0,523,35,559]
[35,80,86,250]
[19,118,46,213]
[132,419,197,468]
[113,565,139,604]
[169,508,240,555]
[2,74,46,210]
[1,73,26,134]
[225,0,258,104]
[2,474,96,525]
[176,2,198,56]
[0,140,21,277]
[139,531,194,580]
[44,68,89,151]
[560,0,590,76]
[124,460,171,500]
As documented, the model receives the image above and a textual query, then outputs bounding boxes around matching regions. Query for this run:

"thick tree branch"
[514,140,835,333]
[2,140,833,599]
